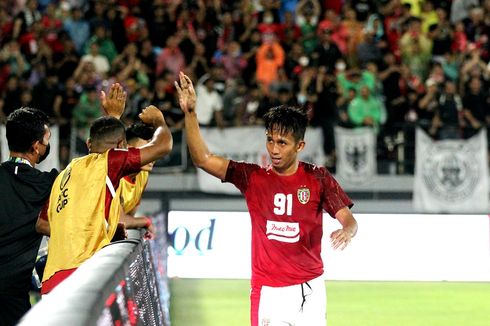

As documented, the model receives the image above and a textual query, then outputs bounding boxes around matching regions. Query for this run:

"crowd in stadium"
[0,0,489,169]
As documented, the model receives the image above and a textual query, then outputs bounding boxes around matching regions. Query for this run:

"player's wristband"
[144,217,152,228]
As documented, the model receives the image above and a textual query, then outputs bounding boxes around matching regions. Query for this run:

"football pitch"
[170,279,490,326]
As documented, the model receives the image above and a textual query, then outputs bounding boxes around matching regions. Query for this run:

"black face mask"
[38,143,50,163]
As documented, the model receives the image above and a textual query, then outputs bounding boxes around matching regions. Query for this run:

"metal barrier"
[18,228,170,326]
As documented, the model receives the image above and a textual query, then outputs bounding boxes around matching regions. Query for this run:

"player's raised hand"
[138,105,165,127]
[174,71,196,114]
[100,83,127,119]
[330,228,353,251]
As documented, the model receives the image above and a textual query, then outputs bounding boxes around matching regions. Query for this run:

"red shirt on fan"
[225,160,353,288]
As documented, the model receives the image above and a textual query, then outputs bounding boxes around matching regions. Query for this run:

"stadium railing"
[18,228,170,326]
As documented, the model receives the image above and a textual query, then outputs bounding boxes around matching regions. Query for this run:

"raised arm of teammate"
[100,83,127,119]
[137,105,173,166]
[175,71,229,180]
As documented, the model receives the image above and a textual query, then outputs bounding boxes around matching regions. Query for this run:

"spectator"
[237,83,268,126]
[195,76,224,128]
[313,65,339,168]
[417,78,440,129]
[337,87,357,128]
[53,77,81,166]
[348,85,383,132]
[87,1,108,33]
[0,75,24,121]
[255,37,285,93]
[430,80,464,139]
[105,4,127,52]
[53,37,79,83]
[400,18,433,79]
[450,0,480,25]
[215,41,248,80]
[84,25,118,64]
[222,78,248,127]
[317,9,349,54]
[187,42,209,79]
[0,41,29,76]
[356,30,383,67]
[156,35,186,79]
[341,7,364,66]
[312,27,342,73]
[420,1,439,33]
[12,0,42,40]
[80,43,110,76]
[148,4,176,49]
[63,6,90,54]
[296,0,321,55]
[351,0,376,22]
[72,86,102,138]
[32,68,60,120]
[462,77,490,138]
[277,11,301,52]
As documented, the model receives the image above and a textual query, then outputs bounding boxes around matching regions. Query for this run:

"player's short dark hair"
[6,107,49,153]
[126,122,155,143]
[263,105,307,141]
[89,116,126,144]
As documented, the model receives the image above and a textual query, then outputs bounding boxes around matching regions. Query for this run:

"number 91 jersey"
[224,160,353,287]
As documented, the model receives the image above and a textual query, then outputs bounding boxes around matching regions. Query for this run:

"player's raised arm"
[138,105,173,166]
[175,72,229,180]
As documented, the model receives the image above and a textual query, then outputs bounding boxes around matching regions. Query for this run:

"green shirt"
[347,95,383,132]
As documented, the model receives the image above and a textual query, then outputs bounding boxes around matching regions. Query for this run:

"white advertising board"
[168,212,490,281]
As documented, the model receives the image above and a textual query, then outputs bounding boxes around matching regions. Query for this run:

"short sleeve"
[224,160,260,193]
[318,168,353,217]
[107,147,141,186]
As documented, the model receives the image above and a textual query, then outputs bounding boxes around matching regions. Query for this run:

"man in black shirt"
[0,108,57,326]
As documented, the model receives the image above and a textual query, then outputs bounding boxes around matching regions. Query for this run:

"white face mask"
[336,62,346,71]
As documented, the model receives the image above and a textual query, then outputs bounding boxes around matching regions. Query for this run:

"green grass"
[170,279,490,326]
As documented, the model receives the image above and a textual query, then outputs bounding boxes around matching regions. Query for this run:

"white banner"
[197,127,325,194]
[413,128,489,213]
[1,124,60,172]
[334,126,376,184]
[167,211,490,281]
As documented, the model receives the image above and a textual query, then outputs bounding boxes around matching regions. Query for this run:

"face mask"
[264,16,273,24]
[38,143,50,163]
[336,62,346,71]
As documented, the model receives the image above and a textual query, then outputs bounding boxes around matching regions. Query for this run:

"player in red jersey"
[175,72,357,326]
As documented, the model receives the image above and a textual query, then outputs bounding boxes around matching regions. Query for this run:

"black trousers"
[0,293,31,326]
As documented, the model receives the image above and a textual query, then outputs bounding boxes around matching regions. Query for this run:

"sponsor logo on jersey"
[266,220,300,243]
[297,187,310,204]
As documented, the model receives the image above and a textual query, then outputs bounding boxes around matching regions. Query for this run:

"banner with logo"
[413,128,489,213]
[197,127,325,194]
[334,126,377,184]
[1,124,60,172]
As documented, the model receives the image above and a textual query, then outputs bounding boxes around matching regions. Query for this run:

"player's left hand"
[330,228,353,250]
[101,83,127,119]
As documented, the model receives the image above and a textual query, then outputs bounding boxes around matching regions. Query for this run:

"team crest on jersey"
[297,187,310,204]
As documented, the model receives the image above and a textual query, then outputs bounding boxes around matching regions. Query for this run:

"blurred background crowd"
[0,0,489,172]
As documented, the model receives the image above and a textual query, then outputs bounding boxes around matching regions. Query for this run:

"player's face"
[266,130,305,175]
[130,138,155,171]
